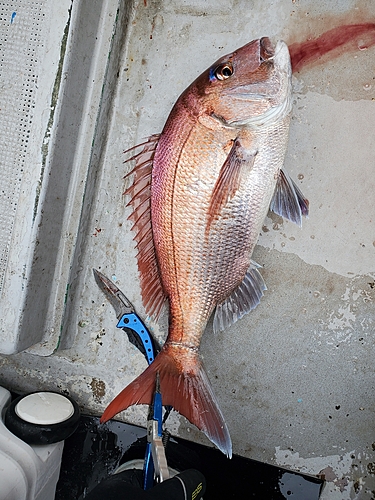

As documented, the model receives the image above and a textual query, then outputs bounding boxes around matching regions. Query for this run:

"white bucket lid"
[15,392,74,425]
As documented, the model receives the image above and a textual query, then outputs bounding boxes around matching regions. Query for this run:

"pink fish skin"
[101,37,308,457]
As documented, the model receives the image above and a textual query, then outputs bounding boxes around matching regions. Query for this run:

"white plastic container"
[0,387,65,500]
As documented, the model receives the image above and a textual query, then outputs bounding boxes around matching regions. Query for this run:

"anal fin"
[213,260,266,334]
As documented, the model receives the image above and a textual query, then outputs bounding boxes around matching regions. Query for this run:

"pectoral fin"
[270,168,309,227]
[207,138,257,235]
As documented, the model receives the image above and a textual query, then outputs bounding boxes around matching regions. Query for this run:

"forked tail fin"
[100,343,232,458]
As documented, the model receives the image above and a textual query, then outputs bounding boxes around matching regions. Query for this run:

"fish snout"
[273,40,292,76]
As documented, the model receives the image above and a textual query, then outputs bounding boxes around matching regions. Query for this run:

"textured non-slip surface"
[0,1,47,291]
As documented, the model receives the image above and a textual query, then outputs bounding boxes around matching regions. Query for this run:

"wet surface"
[56,415,324,499]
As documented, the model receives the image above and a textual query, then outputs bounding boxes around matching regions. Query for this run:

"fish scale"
[101,37,308,458]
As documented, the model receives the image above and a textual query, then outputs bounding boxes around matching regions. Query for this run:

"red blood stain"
[289,23,375,73]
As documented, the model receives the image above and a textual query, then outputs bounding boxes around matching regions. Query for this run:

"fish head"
[184,38,292,128]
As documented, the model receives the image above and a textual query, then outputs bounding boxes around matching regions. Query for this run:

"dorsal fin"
[213,260,266,334]
[124,134,167,319]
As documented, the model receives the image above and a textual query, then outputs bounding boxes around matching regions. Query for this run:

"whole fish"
[101,37,308,457]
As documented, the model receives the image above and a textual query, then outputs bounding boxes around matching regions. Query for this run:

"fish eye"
[214,63,233,80]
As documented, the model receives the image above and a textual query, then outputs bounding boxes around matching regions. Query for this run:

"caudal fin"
[100,343,232,458]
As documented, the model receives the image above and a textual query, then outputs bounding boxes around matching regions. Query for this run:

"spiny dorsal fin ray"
[124,134,167,320]
[123,134,160,159]
[269,168,309,227]
[213,260,266,334]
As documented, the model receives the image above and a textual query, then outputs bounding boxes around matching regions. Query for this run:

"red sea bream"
[100,37,308,457]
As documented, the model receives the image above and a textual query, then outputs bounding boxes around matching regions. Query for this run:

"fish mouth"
[259,37,290,71]
[259,37,275,62]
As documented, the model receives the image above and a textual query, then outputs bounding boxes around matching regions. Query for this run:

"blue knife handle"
[117,313,156,364]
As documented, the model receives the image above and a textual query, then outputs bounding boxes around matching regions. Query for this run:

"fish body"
[101,38,308,457]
